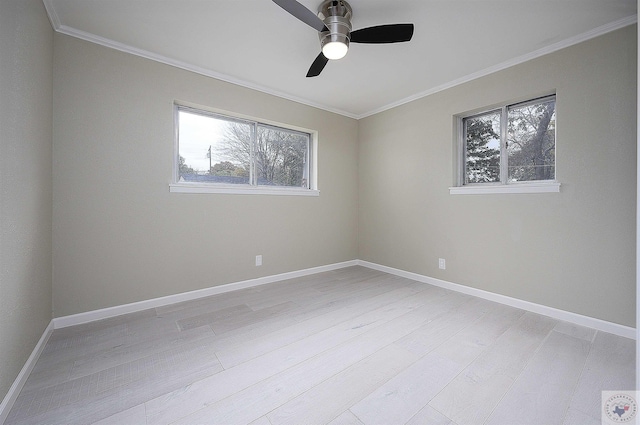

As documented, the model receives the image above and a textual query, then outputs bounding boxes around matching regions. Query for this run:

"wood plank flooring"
[4,266,635,425]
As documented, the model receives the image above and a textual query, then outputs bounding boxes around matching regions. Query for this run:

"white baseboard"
[2,258,635,424]
[357,260,637,340]
[0,320,54,425]
[53,260,359,329]
[52,258,636,339]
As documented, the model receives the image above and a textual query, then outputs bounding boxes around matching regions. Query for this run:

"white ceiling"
[44,0,636,118]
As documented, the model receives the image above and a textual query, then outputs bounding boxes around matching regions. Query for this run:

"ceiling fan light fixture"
[318,2,352,61]
[273,0,414,77]
[319,25,350,60]
[322,40,348,60]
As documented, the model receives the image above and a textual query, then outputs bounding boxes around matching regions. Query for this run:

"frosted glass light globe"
[322,41,348,60]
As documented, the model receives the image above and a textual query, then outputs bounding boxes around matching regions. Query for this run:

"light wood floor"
[5,266,635,425]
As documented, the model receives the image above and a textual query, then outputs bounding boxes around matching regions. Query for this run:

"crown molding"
[42,0,61,30]
[358,14,638,119]
[42,1,636,120]
[46,21,360,119]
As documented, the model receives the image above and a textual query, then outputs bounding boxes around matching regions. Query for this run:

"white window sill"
[449,182,560,195]
[169,183,320,196]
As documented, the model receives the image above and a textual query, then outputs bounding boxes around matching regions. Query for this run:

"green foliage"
[209,161,248,177]
[465,114,500,183]
[464,99,556,184]
[507,101,556,181]
[217,122,308,187]
[178,155,195,175]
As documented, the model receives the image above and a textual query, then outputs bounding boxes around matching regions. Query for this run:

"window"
[171,105,317,195]
[452,95,559,194]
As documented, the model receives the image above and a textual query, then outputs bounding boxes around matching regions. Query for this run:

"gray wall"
[0,0,53,402]
[52,34,359,317]
[358,25,637,327]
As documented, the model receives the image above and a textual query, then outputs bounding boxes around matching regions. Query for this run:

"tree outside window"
[176,106,310,189]
[462,95,556,185]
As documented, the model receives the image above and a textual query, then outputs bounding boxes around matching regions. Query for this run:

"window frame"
[170,103,319,196]
[450,94,560,195]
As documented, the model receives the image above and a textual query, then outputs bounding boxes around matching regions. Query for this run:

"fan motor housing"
[318,0,352,55]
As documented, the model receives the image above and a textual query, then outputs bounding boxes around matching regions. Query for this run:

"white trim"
[173,102,319,193]
[50,257,635,339]
[42,0,61,30]
[357,260,636,340]
[47,25,360,119]
[449,182,561,195]
[0,321,54,424]
[359,15,638,119]
[52,260,357,329]
[41,1,636,120]
[3,258,631,420]
[169,183,320,196]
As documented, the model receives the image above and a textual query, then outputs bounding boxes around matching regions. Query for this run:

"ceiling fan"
[273,0,414,77]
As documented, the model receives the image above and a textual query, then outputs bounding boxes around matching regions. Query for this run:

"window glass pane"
[178,110,250,184]
[256,125,309,188]
[507,98,556,182]
[464,111,501,183]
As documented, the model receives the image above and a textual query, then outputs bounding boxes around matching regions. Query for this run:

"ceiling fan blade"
[272,0,328,32]
[350,24,414,44]
[306,52,329,77]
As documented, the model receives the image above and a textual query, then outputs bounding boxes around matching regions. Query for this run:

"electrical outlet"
[255,255,262,266]
[438,258,446,270]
